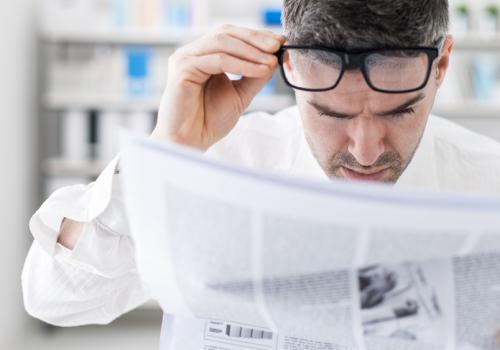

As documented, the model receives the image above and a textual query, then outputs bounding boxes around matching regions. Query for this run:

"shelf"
[44,93,162,111]
[452,33,500,51]
[43,101,500,179]
[43,92,295,113]
[41,28,201,46]
[43,158,108,177]
[44,93,498,119]
[433,101,500,119]
[41,28,500,51]
[40,24,283,46]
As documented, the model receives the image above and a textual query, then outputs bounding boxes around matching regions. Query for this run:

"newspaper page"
[120,134,500,350]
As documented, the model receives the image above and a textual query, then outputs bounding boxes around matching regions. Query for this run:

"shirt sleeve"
[22,156,150,327]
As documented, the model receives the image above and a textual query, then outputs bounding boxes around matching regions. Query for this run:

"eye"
[318,111,333,119]
[391,107,415,119]
[317,111,353,120]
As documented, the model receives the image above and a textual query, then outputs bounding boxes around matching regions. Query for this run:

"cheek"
[385,111,429,156]
[300,109,348,157]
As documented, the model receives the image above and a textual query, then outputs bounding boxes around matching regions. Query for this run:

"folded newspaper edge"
[120,133,500,350]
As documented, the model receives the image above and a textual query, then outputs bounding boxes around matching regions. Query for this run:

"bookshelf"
[433,100,500,119]
[433,102,500,141]
[453,33,500,51]
[43,92,294,114]
[39,31,500,186]
[41,29,500,50]
[39,23,283,46]
[37,1,293,317]
[39,20,293,190]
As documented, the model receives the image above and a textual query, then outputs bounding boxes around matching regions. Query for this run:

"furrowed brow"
[375,93,426,117]
[308,101,358,119]
[308,93,426,119]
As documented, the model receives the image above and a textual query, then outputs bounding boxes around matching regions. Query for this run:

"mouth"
[340,166,391,182]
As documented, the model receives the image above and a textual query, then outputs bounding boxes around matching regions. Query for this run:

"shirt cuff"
[29,155,120,256]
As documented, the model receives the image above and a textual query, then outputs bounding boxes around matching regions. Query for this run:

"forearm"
[57,218,84,250]
[22,241,149,326]
[22,155,146,325]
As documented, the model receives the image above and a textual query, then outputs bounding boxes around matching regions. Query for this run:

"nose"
[347,116,386,167]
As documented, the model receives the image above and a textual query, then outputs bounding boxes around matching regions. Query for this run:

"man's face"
[290,37,453,183]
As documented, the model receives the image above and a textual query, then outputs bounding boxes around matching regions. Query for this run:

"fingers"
[168,24,284,86]
[219,24,286,53]
[183,53,277,84]
[194,27,281,109]
[179,24,285,65]
[185,33,278,65]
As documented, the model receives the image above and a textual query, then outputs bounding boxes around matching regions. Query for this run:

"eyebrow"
[308,93,426,119]
[375,93,426,117]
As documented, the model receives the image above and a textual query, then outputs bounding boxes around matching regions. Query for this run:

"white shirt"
[22,106,500,326]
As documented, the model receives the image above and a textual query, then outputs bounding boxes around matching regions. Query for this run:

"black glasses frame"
[276,45,441,94]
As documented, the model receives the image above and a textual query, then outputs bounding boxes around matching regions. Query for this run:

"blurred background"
[1,0,500,349]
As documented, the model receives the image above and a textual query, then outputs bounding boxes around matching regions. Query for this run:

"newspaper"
[120,134,500,350]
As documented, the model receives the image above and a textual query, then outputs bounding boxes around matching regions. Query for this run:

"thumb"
[233,73,275,109]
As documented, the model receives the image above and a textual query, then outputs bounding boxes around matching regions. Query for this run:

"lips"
[341,166,390,182]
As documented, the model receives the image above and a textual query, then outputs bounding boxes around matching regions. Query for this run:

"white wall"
[0,0,38,347]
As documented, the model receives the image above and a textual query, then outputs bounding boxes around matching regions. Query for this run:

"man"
[23,0,500,327]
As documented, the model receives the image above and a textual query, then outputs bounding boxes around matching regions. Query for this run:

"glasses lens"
[282,48,343,90]
[365,50,431,92]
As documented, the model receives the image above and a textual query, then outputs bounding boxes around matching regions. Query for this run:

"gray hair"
[282,0,449,49]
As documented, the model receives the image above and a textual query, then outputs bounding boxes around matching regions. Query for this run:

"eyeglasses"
[276,42,443,94]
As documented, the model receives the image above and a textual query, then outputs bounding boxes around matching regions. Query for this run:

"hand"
[151,24,286,151]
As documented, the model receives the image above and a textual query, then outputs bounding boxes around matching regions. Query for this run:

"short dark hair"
[282,0,449,49]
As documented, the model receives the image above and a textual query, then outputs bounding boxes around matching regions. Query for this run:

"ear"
[282,48,295,78]
[435,34,454,87]
[282,42,291,68]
